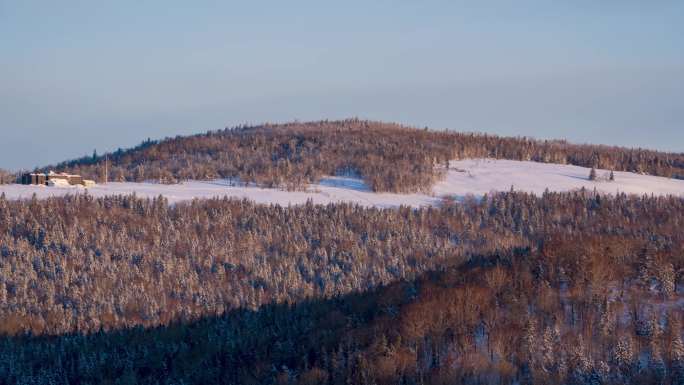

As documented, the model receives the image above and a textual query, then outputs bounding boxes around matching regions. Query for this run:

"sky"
[1,1,683,170]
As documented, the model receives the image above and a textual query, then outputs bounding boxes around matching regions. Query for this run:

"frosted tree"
[569,336,591,383]
[672,336,684,385]
[658,263,676,298]
[0,169,15,185]
[650,311,664,341]
[591,360,610,385]
[648,344,667,383]
[521,318,538,365]
[589,167,598,181]
[541,326,560,373]
[611,337,635,377]
[598,302,616,337]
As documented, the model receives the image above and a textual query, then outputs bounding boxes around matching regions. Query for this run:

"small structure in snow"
[21,171,92,187]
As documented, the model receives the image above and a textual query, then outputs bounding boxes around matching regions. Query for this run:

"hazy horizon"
[2,1,683,170]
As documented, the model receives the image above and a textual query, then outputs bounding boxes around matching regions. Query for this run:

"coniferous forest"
[23,120,684,192]
[0,121,683,384]
[4,0,683,383]
[0,188,682,384]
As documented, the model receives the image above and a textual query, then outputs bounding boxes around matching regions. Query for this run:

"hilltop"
[35,119,684,193]
[0,121,683,384]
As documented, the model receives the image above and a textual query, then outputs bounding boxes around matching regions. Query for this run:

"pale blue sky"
[1,1,683,170]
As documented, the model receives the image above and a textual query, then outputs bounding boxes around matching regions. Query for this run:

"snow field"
[1,159,683,207]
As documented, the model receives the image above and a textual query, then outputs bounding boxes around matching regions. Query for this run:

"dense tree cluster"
[0,193,521,336]
[0,191,682,383]
[41,119,684,192]
[0,207,682,384]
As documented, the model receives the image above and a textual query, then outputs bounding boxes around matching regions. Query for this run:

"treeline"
[38,119,684,192]
[1,232,682,384]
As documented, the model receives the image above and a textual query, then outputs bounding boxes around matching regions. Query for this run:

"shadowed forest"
[18,119,684,192]
[0,191,682,384]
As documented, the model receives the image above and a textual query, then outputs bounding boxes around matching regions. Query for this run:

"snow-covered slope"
[2,159,683,207]
[0,176,439,208]
[434,159,684,197]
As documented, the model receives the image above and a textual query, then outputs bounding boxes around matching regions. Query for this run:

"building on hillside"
[21,171,93,187]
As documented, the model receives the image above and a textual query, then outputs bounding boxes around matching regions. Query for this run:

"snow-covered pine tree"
[521,317,538,364]
[672,334,684,385]
[589,167,598,181]
[648,343,667,383]
[658,263,676,298]
[541,326,560,373]
[669,316,684,385]
[611,337,635,376]
[569,335,592,384]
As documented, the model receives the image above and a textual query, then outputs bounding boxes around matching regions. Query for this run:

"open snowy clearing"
[434,159,684,198]
[2,159,683,207]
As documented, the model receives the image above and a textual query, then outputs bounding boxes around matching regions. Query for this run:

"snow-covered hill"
[2,159,683,207]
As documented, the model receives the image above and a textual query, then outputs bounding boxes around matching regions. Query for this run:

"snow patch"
[317,176,370,192]
[435,159,684,198]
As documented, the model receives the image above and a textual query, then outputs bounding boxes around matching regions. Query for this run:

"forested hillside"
[0,192,682,384]
[3,257,683,385]
[2,121,684,384]
[39,119,684,192]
